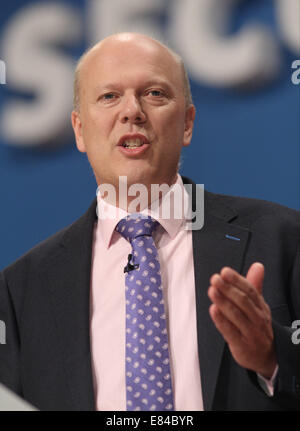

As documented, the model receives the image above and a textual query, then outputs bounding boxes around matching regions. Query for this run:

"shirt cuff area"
[256,365,279,397]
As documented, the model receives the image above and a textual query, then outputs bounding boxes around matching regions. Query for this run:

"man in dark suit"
[0,32,300,411]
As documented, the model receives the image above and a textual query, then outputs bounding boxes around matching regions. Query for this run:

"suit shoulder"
[205,190,300,231]
[2,198,97,278]
[183,177,300,225]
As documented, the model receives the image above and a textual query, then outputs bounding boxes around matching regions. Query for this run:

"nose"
[120,94,146,124]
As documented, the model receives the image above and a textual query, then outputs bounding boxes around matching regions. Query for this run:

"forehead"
[80,38,183,90]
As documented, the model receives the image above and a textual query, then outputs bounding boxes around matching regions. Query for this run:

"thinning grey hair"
[73,36,193,112]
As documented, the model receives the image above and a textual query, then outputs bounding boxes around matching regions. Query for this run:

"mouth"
[117,134,150,156]
[118,134,149,148]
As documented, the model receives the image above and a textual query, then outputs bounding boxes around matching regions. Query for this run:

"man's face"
[72,35,195,192]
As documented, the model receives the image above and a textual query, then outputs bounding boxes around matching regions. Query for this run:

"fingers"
[208,264,272,336]
[208,264,276,377]
[209,300,276,378]
[208,276,261,327]
[246,262,264,294]
[209,303,242,345]
[217,265,269,313]
[208,285,256,337]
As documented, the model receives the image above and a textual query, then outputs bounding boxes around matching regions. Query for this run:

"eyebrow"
[94,79,175,93]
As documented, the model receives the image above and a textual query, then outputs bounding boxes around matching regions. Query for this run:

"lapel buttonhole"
[225,234,241,241]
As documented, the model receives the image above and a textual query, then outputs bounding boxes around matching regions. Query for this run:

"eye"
[98,92,119,103]
[147,89,164,98]
[103,93,115,99]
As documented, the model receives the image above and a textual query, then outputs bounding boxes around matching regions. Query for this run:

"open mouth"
[118,134,149,149]
[117,134,150,156]
[121,138,145,148]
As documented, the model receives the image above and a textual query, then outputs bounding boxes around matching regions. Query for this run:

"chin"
[121,167,154,187]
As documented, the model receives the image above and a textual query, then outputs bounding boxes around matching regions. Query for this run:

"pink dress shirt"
[89,174,276,410]
[90,175,203,410]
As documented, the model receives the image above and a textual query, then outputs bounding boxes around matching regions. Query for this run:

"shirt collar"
[96,174,188,249]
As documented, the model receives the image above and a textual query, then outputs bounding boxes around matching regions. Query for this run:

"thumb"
[246,262,265,295]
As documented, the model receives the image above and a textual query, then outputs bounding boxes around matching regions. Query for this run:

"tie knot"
[115,214,159,242]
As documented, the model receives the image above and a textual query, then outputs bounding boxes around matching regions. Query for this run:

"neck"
[97,174,178,212]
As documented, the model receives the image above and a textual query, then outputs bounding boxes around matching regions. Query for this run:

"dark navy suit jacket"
[1,177,300,410]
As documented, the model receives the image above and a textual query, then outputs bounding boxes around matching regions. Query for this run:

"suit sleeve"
[0,271,22,396]
[246,239,300,410]
[270,241,300,410]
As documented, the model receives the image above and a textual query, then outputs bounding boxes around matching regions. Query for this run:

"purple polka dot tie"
[115,214,174,411]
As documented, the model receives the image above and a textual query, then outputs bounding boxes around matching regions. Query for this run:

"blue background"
[0,0,299,269]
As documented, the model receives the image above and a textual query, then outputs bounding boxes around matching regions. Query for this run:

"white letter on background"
[1,3,81,146]
[169,0,281,87]
[276,0,300,55]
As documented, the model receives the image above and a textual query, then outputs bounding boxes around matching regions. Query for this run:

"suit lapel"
[47,199,97,410]
[190,187,251,410]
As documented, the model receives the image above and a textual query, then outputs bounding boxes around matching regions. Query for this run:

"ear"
[71,110,86,153]
[183,105,196,147]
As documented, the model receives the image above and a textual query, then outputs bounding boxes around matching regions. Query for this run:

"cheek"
[157,114,185,149]
[83,108,112,136]
[156,108,185,133]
